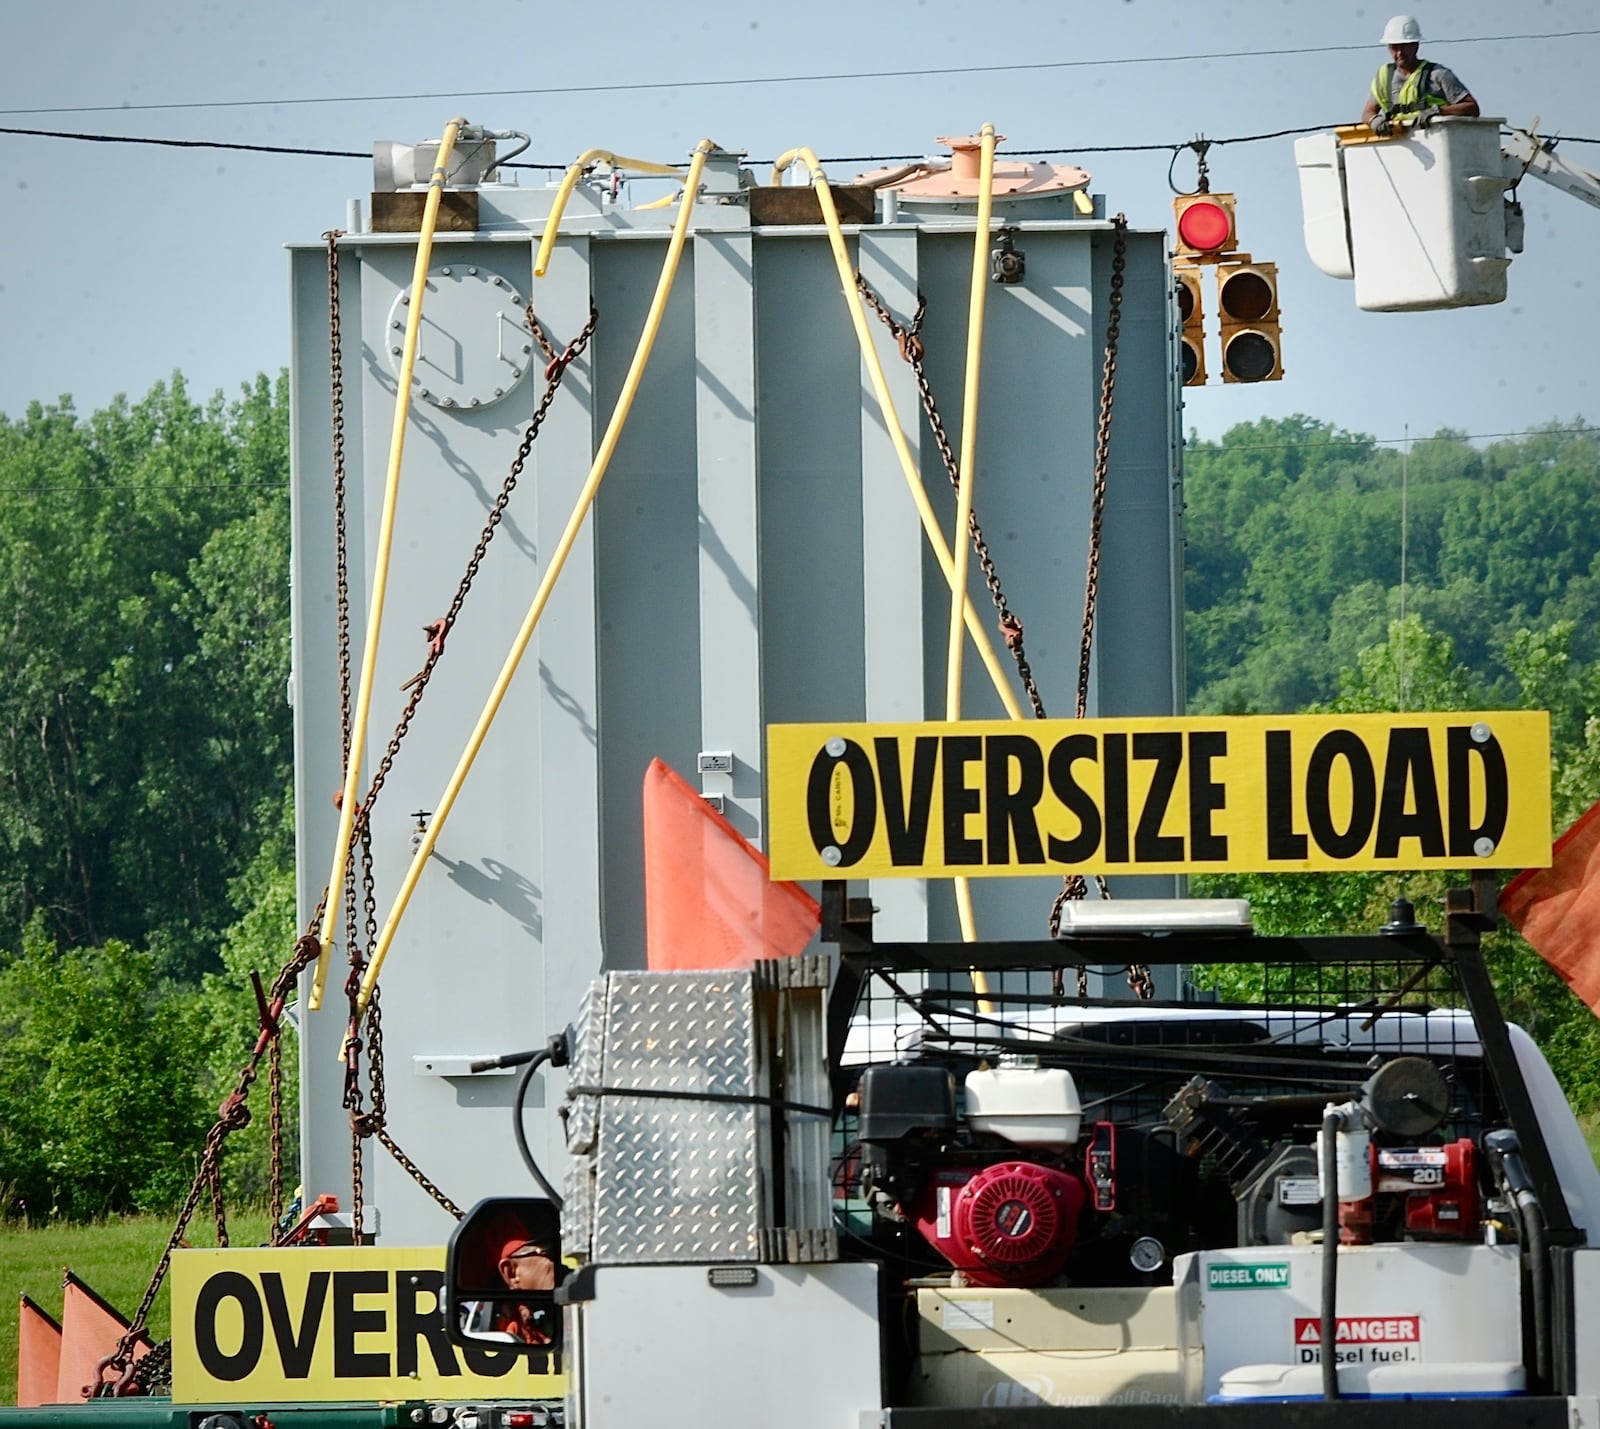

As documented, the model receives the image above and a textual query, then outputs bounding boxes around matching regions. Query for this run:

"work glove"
[1369,112,1392,135]
[1408,109,1435,130]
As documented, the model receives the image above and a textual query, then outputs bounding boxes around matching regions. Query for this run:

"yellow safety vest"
[1371,60,1446,115]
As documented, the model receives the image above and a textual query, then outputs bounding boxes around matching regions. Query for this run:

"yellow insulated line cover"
[765,713,1551,880]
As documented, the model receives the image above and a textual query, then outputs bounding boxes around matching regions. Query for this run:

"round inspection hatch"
[386,263,535,411]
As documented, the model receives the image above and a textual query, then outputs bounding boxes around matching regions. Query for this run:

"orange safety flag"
[56,1272,149,1402]
[1502,797,1600,1017]
[17,1295,63,1407]
[643,757,821,971]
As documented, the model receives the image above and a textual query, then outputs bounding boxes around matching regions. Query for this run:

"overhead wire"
[5,122,1597,173]
[1184,425,1600,454]
[4,28,1599,115]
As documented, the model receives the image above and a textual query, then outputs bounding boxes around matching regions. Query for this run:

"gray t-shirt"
[1377,60,1471,108]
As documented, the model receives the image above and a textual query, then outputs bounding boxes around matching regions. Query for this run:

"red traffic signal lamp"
[1174,266,1206,387]
[1216,261,1284,383]
[1173,192,1238,262]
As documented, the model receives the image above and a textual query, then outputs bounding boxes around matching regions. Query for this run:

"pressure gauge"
[1129,1236,1166,1274]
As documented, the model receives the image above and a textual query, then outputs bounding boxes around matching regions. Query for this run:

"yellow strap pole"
[353,140,719,1019]
[770,146,1023,720]
[310,118,463,1011]
[949,125,997,978]
[535,149,687,278]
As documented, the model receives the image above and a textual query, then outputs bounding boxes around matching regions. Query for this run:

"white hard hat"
[1382,15,1423,44]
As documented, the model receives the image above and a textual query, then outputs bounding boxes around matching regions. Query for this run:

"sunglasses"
[508,1243,554,1260]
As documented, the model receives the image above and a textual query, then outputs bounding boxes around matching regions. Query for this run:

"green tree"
[1183,420,1600,714]
[1194,614,1600,1115]
[192,788,300,1204]
[0,375,291,978]
[0,919,209,1216]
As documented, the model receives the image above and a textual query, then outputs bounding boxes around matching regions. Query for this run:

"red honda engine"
[911,1161,1087,1287]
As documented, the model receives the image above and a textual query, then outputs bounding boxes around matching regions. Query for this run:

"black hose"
[1486,1129,1550,1392]
[1524,1194,1550,1390]
[514,1049,565,1208]
[1320,1110,1342,1402]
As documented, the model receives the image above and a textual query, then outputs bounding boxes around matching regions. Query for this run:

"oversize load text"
[170,1248,561,1402]
[765,714,1550,879]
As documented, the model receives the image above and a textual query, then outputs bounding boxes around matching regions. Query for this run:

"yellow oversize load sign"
[171,1246,563,1403]
[766,713,1551,879]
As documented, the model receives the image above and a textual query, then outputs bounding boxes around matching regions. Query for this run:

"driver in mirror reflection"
[462,1211,560,1345]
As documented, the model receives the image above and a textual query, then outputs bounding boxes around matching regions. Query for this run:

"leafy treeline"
[0,377,291,971]
[0,378,296,1217]
[3,398,1600,1218]
[1184,415,1600,715]
[1185,415,1600,1114]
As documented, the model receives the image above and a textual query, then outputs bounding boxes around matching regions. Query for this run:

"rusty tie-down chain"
[857,248,1149,1002]
[1044,215,1152,1001]
[125,1342,172,1398]
[344,828,371,1241]
[330,306,603,1231]
[364,302,599,810]
[334,301,599,1234]
[374,988,464,1217]
[206,1160,228,1249]
[342,823,462,1231]
[268,230,350,1227]
[98,265,593,1393]
[856,278,1048,720]
[93,936,322,1396]
[267,1032,284,1228]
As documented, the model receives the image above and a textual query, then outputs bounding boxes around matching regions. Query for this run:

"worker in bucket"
[1363,15,1480,134]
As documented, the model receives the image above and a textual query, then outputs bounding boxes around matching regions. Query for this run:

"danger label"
[1293,1316,1421,1366]
[765,713,1550,880]
[171,1247,563,1403]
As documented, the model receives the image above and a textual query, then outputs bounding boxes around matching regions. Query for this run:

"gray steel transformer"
[287,133,1185,1245]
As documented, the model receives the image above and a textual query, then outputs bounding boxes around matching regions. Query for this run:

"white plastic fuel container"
[964,1057,1083,1147]
[1216,1360,1524,1402]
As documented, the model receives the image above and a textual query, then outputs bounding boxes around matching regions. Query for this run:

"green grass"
[2,1208,271,1408]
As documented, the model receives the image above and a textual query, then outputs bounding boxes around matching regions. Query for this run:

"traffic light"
[1216,261,1284,383]
[1173,192,1238,262]
[1175,266,1206,386]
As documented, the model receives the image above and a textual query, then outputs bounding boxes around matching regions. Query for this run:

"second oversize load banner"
[766,713,1551,880]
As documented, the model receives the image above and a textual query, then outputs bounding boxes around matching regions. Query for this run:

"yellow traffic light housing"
[1172,192,1238,263]
[1216,261,1284,383]
[1175,266,1206,387]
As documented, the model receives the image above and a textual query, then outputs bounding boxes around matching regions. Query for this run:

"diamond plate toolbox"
[590,970,770,1263]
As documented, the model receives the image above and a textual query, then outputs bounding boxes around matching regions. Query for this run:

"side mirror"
[445,1196,565,1353]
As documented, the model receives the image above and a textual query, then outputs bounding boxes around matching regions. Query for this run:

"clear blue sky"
[2,0,1596,446]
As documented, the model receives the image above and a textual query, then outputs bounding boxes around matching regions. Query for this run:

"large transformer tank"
[287,134,1185,1244]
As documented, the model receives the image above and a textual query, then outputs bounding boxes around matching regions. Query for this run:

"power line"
[1185,425,1600,453]
[4,29,1597,116]
[0,126,370,161]
[6,122,1595,172]
[0,123,1318,168]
